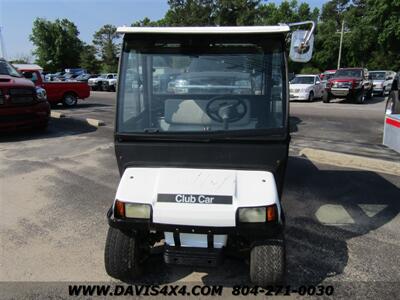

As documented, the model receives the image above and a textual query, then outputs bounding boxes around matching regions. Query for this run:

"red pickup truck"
[0,59,50,131]
[14,65,90,107]
[323,68,373,104]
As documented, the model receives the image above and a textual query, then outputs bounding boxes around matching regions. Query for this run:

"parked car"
[289,74,324,101]
[0,58,50,131]
[75,73,99,83]
[65,68,86,77]
[167,56,253,95]
[88,73,117,91]
[369,70,397,96]
[320,69,336,88]
[101,74,118,91]
[324,67,372,104]
[385,72,400,114]
[14,64,90,107]
[45,71,66,82]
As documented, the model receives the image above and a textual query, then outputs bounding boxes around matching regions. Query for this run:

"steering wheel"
[206,95,248,124]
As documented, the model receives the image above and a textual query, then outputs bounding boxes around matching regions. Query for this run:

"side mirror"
[22,71,33,79]
[387,76,393,80]
[289,30,314,63]
[316,80,321,84]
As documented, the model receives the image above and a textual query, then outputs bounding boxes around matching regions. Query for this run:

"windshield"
[324,73,335,80]
[291,76,314,84]
[0,60,22,77]
[335,69,362,78]
[117,35,286,136]
[369,72,385,80]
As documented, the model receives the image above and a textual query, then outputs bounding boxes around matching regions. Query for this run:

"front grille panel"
[9,88,35,104]
[0,113,37,123]
[333,82,352,88]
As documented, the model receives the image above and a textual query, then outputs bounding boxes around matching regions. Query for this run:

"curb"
[299,147,400,176]
[50,111,66,118]
[50,111,106,127]
[86,118,106,127]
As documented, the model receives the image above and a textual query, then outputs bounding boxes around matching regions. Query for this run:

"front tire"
[308,91,314,102]
[62,93,78,107]
[104,226,142,280]
[322,91,330,103]
[386,91,399,114]
[355,89,365,104]
[250,239,286,287]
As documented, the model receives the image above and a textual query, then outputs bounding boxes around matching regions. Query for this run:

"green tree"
[163,0,216,26]
[214,0,260,25]
[93,24,121,72]
[30,18,82,72]
[80,44,101,74]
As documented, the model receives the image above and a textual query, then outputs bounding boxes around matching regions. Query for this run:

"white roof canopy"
[117,25,290,35]
[13,63,43,71]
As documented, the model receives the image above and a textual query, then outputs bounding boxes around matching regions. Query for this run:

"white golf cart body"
[105,23,315,285]
[116,167,281,248]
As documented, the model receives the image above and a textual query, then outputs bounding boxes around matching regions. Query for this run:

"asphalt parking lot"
[1,92,399,298]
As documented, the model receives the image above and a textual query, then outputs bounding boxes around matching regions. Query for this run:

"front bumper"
[107,207,283,241]
[372,87,384,93]
[0,102,50,131]
[328,87,361,98]
[289,92,309,101]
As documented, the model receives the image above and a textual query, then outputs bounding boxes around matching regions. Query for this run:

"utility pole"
[337,20,344,70]
[0,26,6,59]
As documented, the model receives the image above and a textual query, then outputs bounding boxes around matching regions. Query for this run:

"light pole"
[0,26,6,59]
[337,20,345,69]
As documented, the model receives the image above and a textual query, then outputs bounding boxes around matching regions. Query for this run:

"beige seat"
[159,99,256,131]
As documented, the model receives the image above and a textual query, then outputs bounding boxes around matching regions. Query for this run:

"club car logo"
[157,193,232,204]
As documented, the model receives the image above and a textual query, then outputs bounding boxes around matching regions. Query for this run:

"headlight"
[36,87,47,102]
[238,204,277,223]
[238,207,266,222]
[114,200,151,219]
[173,79,188,94]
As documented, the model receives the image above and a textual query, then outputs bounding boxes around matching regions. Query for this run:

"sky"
[0,0,326,61]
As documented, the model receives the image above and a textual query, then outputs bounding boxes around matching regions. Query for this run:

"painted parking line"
[315,204,388,225]
[316,204,355,225]
[300,148,400,176]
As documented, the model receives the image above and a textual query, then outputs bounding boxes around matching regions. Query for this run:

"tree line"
[27,19,120,73]
[26,0,399,74]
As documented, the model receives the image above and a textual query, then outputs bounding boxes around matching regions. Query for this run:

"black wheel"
[250,238,286,287]
[62,93,78,107]
[104,226,143,280]
[355,89,365,104]
[322,92,330,103]
[308,91,314,102]
[386,91,399,114]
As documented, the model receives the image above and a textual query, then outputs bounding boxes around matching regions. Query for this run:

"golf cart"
[105,22,315,286]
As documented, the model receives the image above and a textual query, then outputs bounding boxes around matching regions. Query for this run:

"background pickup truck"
[1,59,50,131]
[324,67,372,104]
[14,65,90,107]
